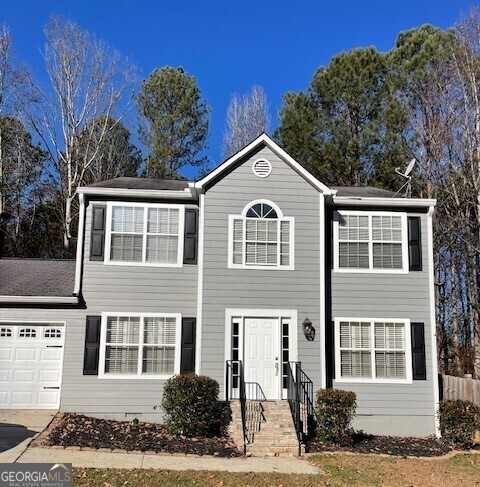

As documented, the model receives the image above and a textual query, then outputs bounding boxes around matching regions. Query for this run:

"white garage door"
[0,323,65,409]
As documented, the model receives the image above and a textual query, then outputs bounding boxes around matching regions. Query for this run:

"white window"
[334,211,408,273]
[0,328,12,338]
[106,203,184,267]
[44,328,62,339]
[99,313,181,379]
[228,200,294,269]
[335,318,412,383]
[19,328,37,338]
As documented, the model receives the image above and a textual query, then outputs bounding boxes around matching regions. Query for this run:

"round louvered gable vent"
[252,158,272,178]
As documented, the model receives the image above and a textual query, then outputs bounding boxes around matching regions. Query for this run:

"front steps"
[229,400,301,457]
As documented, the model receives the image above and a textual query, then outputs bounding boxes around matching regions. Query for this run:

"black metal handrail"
[286,361,316,455]
[225,360,247,454]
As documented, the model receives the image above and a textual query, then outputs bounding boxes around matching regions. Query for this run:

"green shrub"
[439,399,480,449]
[162,374,231,437]
[315,388,357,445]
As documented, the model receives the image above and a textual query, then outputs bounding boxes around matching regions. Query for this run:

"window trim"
[104,202,185,268]
[333,210,409,274]
[228,199,295,270]
[98,312,182,380]
[334,317,412,384]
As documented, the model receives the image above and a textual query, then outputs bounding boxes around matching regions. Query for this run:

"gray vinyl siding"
[331,211,436,436]
[57,199,198,421]
[201,145,323,394]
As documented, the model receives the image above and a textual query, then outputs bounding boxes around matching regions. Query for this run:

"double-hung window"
[100,313,180,378]
[106,203,184,266]
[335,318,411,383]
[229,200,294,269]
[334,211,408,272]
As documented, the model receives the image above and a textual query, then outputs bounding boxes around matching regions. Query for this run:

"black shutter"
[411,322,426,380]
[183,208,198,265]
[83,316,101,375]
[180,317,196,374]
[408,217,422,271]
[90,205,106,261]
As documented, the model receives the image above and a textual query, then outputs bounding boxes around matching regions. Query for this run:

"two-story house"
[0,134,438,444]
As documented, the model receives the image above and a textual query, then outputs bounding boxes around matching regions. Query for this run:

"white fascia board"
[331,196,436,208]
[77,187,195,200]
[0,295,78,304]
[195,133,333,195]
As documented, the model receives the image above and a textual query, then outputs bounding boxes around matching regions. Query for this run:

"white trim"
[0,319,66,325]
[77,186,194,200]
[240,199,284,218]
[224,308,298,400]
[195,133,332,194]
[332,196,436,208]
[0,295,78,304]
[73,193,85,296]
[333,210,409,274]
[98,312,182,380]
[228,201,295,270]
[334,317,413,384]
[427,206,441,437]
[252,158,272,178]
[104,201,185,268]
[195,193,205,374]
[319,193,326,389]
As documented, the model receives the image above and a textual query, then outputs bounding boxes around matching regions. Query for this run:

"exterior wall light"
[302,318,315,341]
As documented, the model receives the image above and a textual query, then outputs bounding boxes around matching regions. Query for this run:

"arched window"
[229,200,294,269]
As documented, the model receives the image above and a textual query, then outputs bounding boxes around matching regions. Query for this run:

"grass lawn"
[72,453,480,486]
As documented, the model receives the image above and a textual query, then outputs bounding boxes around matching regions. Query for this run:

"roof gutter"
[331,196,436,208]
[77,187,195,200]
[0,295,79,304]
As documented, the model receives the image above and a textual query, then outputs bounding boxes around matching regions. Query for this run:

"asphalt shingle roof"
[0,259,76,297]
[85,177,191,191]
[332,186,399,198]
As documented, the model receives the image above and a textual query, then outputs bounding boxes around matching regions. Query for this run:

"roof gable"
[194,133,332,194]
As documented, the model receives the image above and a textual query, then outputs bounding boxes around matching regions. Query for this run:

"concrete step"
[247,446,299,456]
[249,439,298,447]
[254,431,297,437]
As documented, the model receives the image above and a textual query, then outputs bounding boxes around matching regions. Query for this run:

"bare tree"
[447,6,480,377]
[26,15,136,255]
[222,85,270,159]
[0,26,24,218]
[0,26,38,256]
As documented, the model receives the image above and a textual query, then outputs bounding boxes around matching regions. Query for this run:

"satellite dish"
[395,158,416,178]
[394,159,416,197]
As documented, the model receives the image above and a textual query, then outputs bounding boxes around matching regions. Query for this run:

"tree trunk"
[63,194,72,257]
[451,257,462,375]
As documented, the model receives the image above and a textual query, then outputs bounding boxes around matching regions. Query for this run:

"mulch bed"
[41,413,241,457]
[307,432,453,457]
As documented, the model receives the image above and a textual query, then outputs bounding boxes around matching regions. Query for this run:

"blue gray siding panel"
[201,145,323,392]
[331,212,436,436]
[57,199,198,421]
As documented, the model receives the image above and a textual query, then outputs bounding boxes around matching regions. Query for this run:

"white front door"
[244,318,279,400]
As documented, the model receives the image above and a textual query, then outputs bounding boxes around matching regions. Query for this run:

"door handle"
[275,361,279,376]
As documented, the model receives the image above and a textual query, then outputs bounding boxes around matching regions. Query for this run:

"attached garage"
[0,322,65,409]
[0,257,78,411]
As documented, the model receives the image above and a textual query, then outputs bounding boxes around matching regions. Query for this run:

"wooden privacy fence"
[441,374,480,405]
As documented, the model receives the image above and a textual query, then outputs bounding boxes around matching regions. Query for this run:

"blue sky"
[0,0,475,177]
